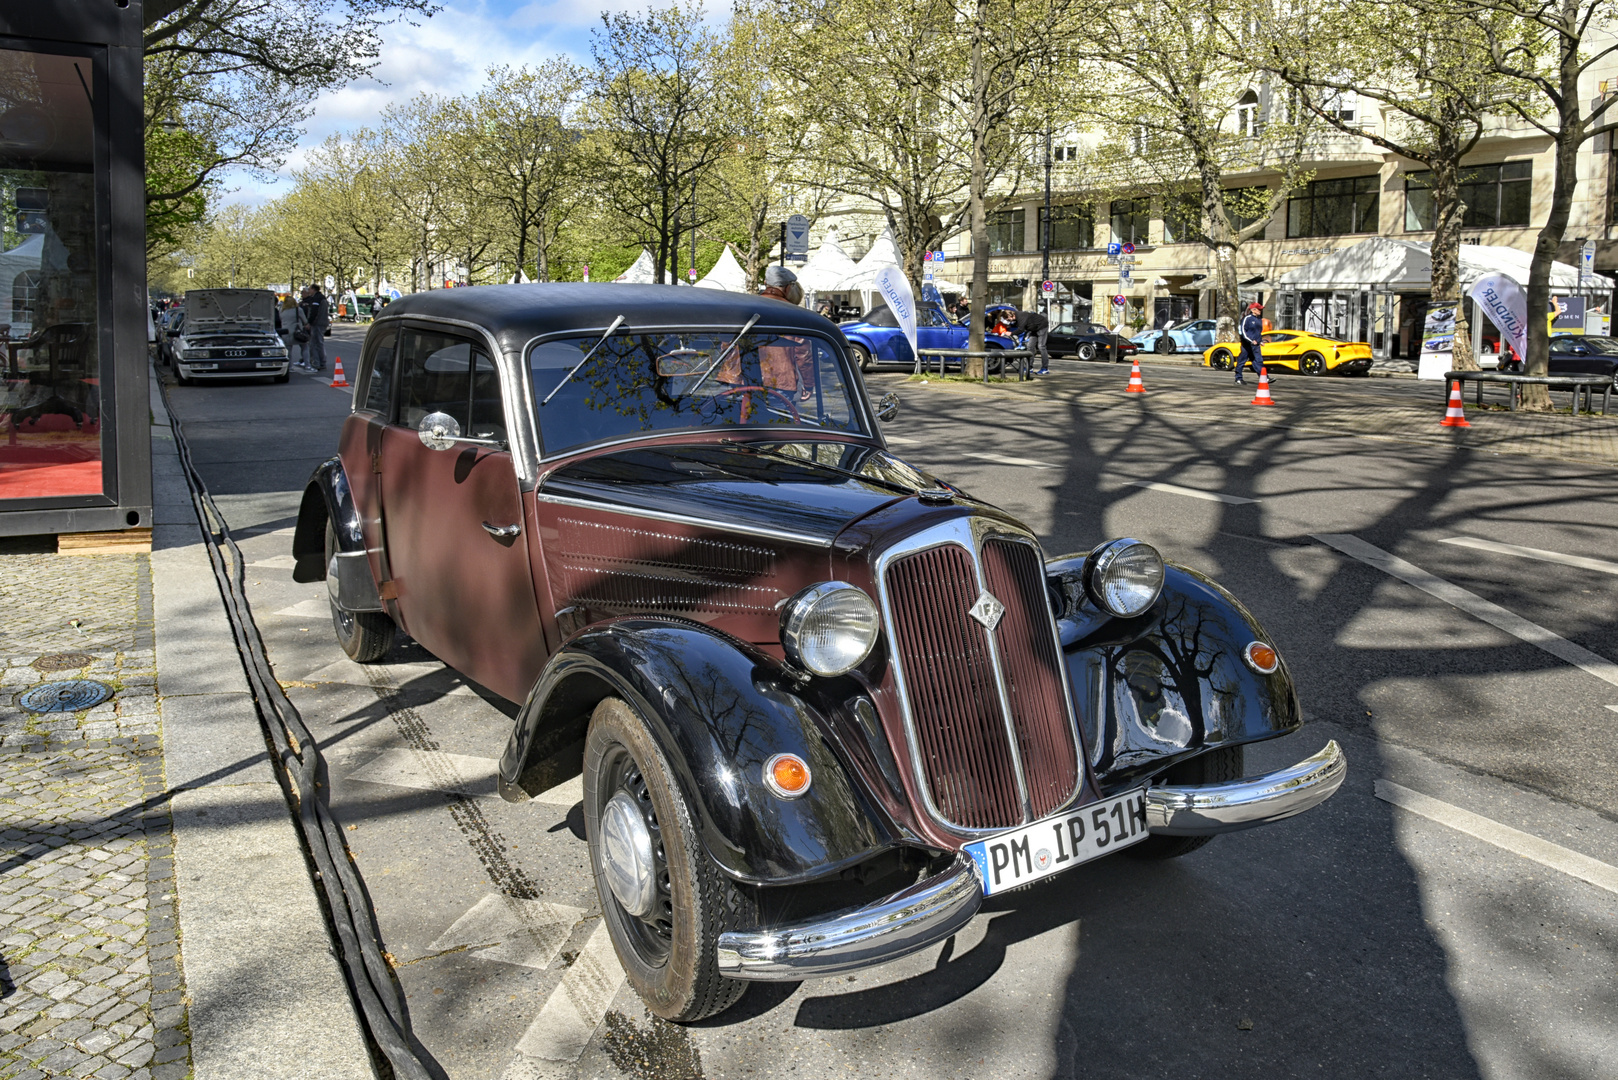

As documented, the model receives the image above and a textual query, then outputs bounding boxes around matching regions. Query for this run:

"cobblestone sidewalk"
[0,549,192,1080]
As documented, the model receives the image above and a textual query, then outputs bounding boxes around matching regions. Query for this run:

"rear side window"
[396,328,502,441]
[361,328,398,414]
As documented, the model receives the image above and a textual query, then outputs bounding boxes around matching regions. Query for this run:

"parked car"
[157,308,184,367]
[171,289,291,385]
[1203,329,1373,376]
[1541,334,1618,388]
[1132,318,1219,355]
[291,284,1346,1023]
[1047,319,1139,362]
[841,302,1016,372]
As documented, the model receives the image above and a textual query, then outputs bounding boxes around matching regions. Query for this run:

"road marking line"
[515,919,626,1061]
[533,774,584,807]
[247,554,299,570]
[1315,533,1618,687]
[885,435,919,445]
[962,451,1053,468]
[272,597,329,618]
[1127,481,1257,505]
[348,747,497,798]
[1440,535,1618,577]
[1374,780,1618,897]
[428,894,585,970]
[1607,705,1618,715]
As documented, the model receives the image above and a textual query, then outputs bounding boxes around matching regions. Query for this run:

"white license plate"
[965,788,1149,895]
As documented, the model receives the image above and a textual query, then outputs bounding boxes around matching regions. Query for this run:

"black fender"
[291,457,383,612]
[499,619,902,887]
[1047,554,1303,793]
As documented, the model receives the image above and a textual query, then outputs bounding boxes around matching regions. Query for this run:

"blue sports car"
[1131,318,1219,355]
[841,303,1017,372]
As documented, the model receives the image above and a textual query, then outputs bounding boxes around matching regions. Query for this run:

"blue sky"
[229,0,654,205]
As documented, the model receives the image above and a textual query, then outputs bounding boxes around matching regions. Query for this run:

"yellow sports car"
[1203,330,1374,376]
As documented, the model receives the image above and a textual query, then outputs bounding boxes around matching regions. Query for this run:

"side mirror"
[875,391,899,423]
[1573,346,1589,355]
[417,411,461,451]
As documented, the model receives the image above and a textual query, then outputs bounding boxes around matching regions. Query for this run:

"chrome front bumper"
[1144,740,1347,836]
[715,740,1345,980]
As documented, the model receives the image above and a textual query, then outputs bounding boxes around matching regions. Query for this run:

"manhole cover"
[19,680,115,713]
[33,652,94,672]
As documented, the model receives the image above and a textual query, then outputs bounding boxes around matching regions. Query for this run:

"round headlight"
[1084,538,1165,618]
[781,582,880,677]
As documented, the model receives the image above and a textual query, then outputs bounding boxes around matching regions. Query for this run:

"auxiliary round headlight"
[780,582,880,677]
[1084,538,1165,618]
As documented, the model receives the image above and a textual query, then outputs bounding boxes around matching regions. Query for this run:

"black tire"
[585,698,754,1022]
[1208,348,1233,370]
[849,343,872,372]
[1155,335,1175,354]
[1127,743,1245,860]
[987,350,1005,376]
[1076,342,1097,362]
[325,522,395,662]
[1300,351,1327,376]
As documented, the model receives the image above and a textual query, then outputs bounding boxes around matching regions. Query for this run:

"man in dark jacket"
[1010,307,1052,375]
[301,285,330,373]
[1235,301,1264,385]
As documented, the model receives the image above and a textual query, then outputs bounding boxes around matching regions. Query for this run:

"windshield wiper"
[687,314,761,397]
[542,315,626,406]
[718,439,923,497]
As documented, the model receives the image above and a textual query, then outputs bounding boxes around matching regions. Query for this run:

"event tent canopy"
[694,245,749,292]
[796,226,860,293]
[613,249,674,285]
[1275,236,1611,292]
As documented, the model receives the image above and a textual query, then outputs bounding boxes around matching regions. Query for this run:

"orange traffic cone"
[330,356,350,388]
[1124,357,1146,394]
[1250,366,1275,406]
[1439,379,1471,427]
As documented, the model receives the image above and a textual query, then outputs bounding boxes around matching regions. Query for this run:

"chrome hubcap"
[601,790,657,917]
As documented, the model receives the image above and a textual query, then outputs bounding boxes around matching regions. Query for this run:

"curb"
[148,366,378,1079]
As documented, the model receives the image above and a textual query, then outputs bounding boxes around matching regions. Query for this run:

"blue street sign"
[1107,242,1121,256]
[933,250,945,264]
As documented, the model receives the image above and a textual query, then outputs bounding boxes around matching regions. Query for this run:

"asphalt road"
[160,327,1618,1080]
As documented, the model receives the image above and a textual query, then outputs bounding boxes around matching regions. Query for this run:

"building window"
[1235,90,1259,138]
[986,207,1026,254]
[1110,198,1150,245]
[1038,204,1094,250]
[1287,175,1380,238]
[1404,162,1532,231]
[1053,145,1080,162]
[1162,193,1202,243]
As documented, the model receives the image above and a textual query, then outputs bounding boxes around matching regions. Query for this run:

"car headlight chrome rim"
[780,581,880,677]
[1083,538,1165,618]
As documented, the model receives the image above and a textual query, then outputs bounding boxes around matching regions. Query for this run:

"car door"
[916,305,954,362]
[378,325,547,703]
[1261,332,1304,370]
[1187,320,1216,348]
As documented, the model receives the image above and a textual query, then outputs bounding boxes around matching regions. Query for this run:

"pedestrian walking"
[1009,307,1052,375]
[301,285,330,373]
[1235,301,1264,385]
[281,296,308,368]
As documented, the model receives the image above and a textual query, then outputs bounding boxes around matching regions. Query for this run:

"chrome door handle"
[481,521,521,539]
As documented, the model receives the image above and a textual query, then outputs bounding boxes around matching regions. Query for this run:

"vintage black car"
[291,284,1345,1022]
[1047,319,1140,362]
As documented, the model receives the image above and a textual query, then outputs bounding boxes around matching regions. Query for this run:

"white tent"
[613,249,674,285]
[694,245,749,292]
[0,234,44,336]
[1276,236,1611,292]
[796,226,860,293]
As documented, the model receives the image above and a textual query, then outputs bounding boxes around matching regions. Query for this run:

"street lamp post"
[1041,125,1052,317]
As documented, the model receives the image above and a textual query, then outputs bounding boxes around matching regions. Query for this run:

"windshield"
[530,330,866,456]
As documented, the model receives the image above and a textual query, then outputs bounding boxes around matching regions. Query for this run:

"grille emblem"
[967,589,1005,629]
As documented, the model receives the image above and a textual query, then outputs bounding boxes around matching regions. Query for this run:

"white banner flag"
[1469,272,1528,363]
[874,266,918,364]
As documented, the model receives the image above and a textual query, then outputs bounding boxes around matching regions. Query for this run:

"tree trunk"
[965,0,989,379]
[1428,130,1476,371]
[1522,53,1585,411]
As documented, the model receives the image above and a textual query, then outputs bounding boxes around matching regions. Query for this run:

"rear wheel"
[585,698,754,1022]
[1208,348,1233,370]
[849,343,872,372]
[1127,743,1245,860]
[1154,335,1175,354]
[325,522,395,662]
[1076,342,1097,362]
[1300,351,1327,376]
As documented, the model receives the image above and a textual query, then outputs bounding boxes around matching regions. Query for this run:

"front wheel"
[1127,743,1245,860]
[848,343,873,372]
[325,522,395,662]
[1154,335,1175,355]
[585,698,755,1022]
[1300,351,1327,376]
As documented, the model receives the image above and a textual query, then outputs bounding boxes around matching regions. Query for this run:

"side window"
[469,348,507,442]
[361,328,398,414]
[398,329,475,430]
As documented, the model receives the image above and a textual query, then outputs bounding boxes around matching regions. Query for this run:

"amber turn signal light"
[1244,641,1279,675]
[764,753,812,799]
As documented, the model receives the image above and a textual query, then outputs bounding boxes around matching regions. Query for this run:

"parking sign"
[1041,280,1054,294]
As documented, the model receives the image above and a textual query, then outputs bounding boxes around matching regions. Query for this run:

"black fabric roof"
[378,283,842,356]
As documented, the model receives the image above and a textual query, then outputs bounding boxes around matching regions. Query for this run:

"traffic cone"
[1124,357,1146,394]
[1439,379,1471,427]
[1250,366,1275,406]
[330,357,350,388]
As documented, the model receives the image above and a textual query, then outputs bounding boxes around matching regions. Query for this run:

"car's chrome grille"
[883,528,1080,832]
